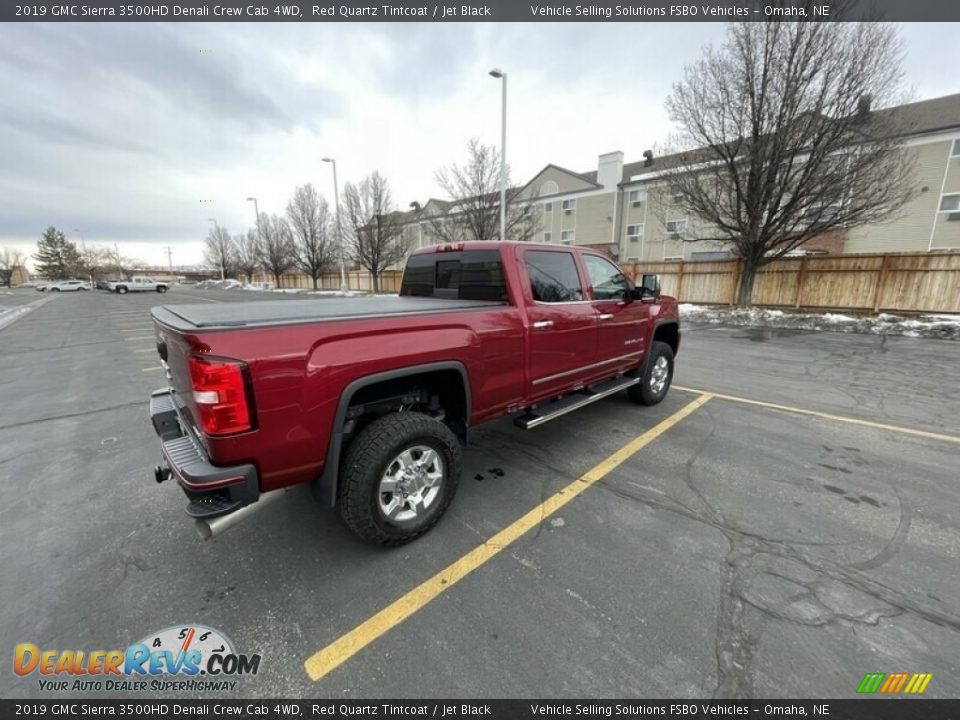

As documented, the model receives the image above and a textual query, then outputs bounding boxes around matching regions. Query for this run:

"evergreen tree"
[33,227,81,280]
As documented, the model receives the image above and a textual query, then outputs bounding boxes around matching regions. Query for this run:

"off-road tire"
[628,340,674,406]
[116,286,128,294]
[339,412,461,546]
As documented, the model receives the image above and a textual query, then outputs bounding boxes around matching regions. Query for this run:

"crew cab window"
[525,250,583,303]
[400,250,507,301]
[583,255,630,301]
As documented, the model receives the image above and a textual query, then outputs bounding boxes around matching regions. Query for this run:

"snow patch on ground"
[679,304,960,340]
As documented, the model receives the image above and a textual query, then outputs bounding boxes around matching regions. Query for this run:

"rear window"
[400,250,508,301]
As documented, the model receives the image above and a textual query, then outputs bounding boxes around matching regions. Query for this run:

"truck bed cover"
[151,296,506,331]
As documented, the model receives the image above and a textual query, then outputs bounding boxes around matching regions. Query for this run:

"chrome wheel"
[649,355,669,395]
[378,445,444,523]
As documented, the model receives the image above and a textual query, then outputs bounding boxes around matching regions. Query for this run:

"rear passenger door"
[522,249,598,401]
[583,254,650,373]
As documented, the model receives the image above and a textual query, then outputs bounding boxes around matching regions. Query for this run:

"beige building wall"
[846,138,960,253]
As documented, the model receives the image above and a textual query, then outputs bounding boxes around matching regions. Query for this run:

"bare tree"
[234,229,261,284]
[429,138,539,243]
[0,247,26,286]
[257,213,296,289]
[342,172,407,293]
[661,17,914,305]
[287,183,335,290]
[77,245,116,282]
[204,225,236,279]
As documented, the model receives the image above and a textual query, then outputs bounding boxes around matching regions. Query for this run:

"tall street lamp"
[322,157,348,292]
[489,68,507,242]
[208,218,223,281]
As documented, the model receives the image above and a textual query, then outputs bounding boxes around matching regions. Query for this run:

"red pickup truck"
[149,241,680,545]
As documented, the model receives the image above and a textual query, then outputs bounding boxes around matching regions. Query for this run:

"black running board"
[514,376,639,429]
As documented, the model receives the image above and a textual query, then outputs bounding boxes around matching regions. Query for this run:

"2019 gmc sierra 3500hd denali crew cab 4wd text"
[148,241,680,545]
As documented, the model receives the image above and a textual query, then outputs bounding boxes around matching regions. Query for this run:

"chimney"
[597,151,624,189]
[643,149,654,166]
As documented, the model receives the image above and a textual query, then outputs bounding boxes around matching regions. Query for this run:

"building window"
[543,231,552,243]
[626,223,644,242]
[663,255,683,262]
[628,189,647,206]
[626,256,640,262]
[952,139,960,157]
[939,194,960,213]
[562,199,576,214]
[561,230,575,244]
[666,219,688,234]
[543,202,553,212]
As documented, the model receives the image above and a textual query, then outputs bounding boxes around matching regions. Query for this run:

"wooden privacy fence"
[621,252,960,314]
[246,269,404,293]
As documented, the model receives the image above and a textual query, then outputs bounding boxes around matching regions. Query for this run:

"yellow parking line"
[125,336,154,341]
[303,393,713,682]
[674,385,960,445]
[133,348,156,353]
[141,366,162,372]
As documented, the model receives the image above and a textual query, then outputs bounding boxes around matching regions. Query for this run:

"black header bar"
[3,0,960,22]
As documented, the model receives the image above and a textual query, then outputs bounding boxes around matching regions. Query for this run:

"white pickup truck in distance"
[111,277,169,294]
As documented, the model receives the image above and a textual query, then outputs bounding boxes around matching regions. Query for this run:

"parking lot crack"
[0,399,144,431]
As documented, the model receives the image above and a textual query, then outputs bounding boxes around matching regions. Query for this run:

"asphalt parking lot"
[1,286,959,699]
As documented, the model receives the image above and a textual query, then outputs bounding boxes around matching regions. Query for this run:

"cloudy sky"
[1,22,958,267]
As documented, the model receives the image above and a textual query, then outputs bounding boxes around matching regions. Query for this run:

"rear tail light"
[188,355,255,436]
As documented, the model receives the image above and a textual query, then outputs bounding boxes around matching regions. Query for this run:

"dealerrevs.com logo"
[14,624,261,693]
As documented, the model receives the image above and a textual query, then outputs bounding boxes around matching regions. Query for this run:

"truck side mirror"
[640,274,661,302]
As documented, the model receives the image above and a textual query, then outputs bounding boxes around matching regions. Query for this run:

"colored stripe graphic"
[857,672,932,694]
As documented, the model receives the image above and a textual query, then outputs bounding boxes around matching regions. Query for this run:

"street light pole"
[322,157,348,292]
[208,218,223,281]
[489,68,507,242]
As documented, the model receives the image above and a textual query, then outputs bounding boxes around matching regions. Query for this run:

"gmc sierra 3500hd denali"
[148,241,680,545]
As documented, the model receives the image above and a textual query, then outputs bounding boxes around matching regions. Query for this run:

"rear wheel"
[628,340,674,406]
[117,286,128,295]
[339,412,461,546]
[156,286,167,293]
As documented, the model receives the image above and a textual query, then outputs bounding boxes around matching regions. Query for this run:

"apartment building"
[403,93,960,262]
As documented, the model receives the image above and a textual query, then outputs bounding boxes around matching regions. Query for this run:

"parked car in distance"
[47,280,91,292]
[149,241,681,546]
[94,279,116,290]
[111,277,169,294]
[35,282,49,291]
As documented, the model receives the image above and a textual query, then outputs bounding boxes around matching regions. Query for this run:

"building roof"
[871,93,960,137]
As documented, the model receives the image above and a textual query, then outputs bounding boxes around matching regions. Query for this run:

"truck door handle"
[598,313,615,320]
[532,320,554,329]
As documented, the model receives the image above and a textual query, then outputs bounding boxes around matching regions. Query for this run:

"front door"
[582,253,650,376]
[522,249,598,401]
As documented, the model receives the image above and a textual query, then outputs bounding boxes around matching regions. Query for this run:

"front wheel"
[156,286,167,293]
[339,412,461,546]
[52,287,61,292]
[628,340,674,406]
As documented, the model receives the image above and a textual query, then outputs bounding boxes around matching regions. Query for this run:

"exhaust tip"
[154,465,171,484]
[195,519,214,541]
